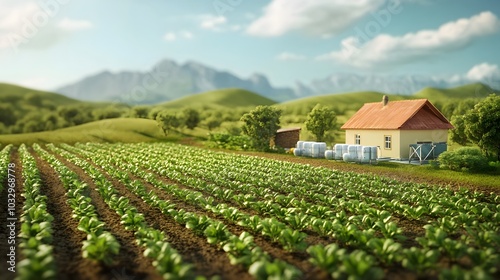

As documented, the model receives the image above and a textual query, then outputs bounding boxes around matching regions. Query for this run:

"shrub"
[206,133,252,150]
[438,147,491,173]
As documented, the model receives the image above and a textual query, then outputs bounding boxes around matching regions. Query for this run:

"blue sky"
[0,0,499,90]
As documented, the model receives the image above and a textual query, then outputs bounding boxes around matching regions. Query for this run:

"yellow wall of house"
[345,130,401,159]
[399,130,449,158]
[345,129,449,159]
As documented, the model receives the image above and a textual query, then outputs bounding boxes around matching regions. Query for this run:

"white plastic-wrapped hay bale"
[341,144,349,156]
[370,146,378,162]
[293,148,302,156]
[325,150,334,160]
[296,141,304,150]
[334,144,343,160]
[348,145,358,161]
[343,153,352,162]
[361,146,371,163]
[356,145,363,161]
[311,142,326,158]
[303,142,313,157]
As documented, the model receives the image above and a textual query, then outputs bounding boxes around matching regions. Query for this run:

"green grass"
[0,82,117,107]
[277,84,498,116]
[0,118,168,145]
[157,88,276,109]
[414,83,497,103]
[373,162,500,188]
[277,91,410,114]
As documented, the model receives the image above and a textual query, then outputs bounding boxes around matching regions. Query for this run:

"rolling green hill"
[0,83,110,106]
[414,83,497,103]
[277,91,409,115]
[277,83,498,115]
[157,88,276,109]
[0,118,165,145]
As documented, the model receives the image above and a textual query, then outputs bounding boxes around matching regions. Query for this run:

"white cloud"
[180,31,193,39]
[230,25,242,31]
[466,63,500,80]
[200,15,227,31]
[318,11,500,69]
[57,18,93,31]
[164,32,177,41]
[246,0,386,37]
[0,2,39,30]
[0,1,92,51]
[163,31,193,42]
[276,52,306,61]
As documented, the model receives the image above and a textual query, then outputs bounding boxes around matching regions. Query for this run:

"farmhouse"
[341,97,454,160]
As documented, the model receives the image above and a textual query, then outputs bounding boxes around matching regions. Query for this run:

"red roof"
[341,99,454,130]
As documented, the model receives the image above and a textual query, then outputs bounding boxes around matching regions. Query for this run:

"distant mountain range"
[54,59,500,104]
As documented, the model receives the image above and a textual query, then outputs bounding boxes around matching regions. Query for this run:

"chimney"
[382,95,389,106]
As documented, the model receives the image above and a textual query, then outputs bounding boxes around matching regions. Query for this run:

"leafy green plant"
[333,250,384,280]
[367,238,402,265]
[401,247,440,275]
[204,222,231,246]
[248,259,302,280]
[120,210,146,231]
[279,229,307,252]
[82,232,120,265]
[307,244,346,274]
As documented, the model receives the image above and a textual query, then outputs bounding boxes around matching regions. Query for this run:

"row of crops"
[1,142,499,279]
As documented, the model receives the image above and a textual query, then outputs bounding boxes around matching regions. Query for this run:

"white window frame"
[384,135,392,150]
[355,134,361,145]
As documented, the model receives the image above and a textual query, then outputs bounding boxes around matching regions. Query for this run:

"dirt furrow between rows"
[47,148,251,280]
[32,149,116,280]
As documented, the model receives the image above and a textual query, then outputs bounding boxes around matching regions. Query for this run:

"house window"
[384,135,392,149]
[355,134,361,145]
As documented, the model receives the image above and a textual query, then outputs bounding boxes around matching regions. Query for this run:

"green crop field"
[1,142,498,280]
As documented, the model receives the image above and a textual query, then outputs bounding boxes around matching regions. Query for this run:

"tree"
[183,108,200,130]
[93,106,124,120]
[203,116,222,131]
[57,105,93,126]
[156,111,181,136]
[463,94,500,160]
[24,93,43,107]
[450,115,469,146]
[240,105,281,151]
[131,106,150,119]
[0,105,17,126]
[305,104,338,142]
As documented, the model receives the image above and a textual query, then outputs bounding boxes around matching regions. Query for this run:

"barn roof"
[277,127,301,133]
[341,99,454,130]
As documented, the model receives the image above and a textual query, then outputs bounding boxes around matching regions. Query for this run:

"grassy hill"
[0,118,166,145]
[0,83,112,107]
[277,91,409,115]
[414,83,497,103]
[278,83,498,115]
[157,88,276,109]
